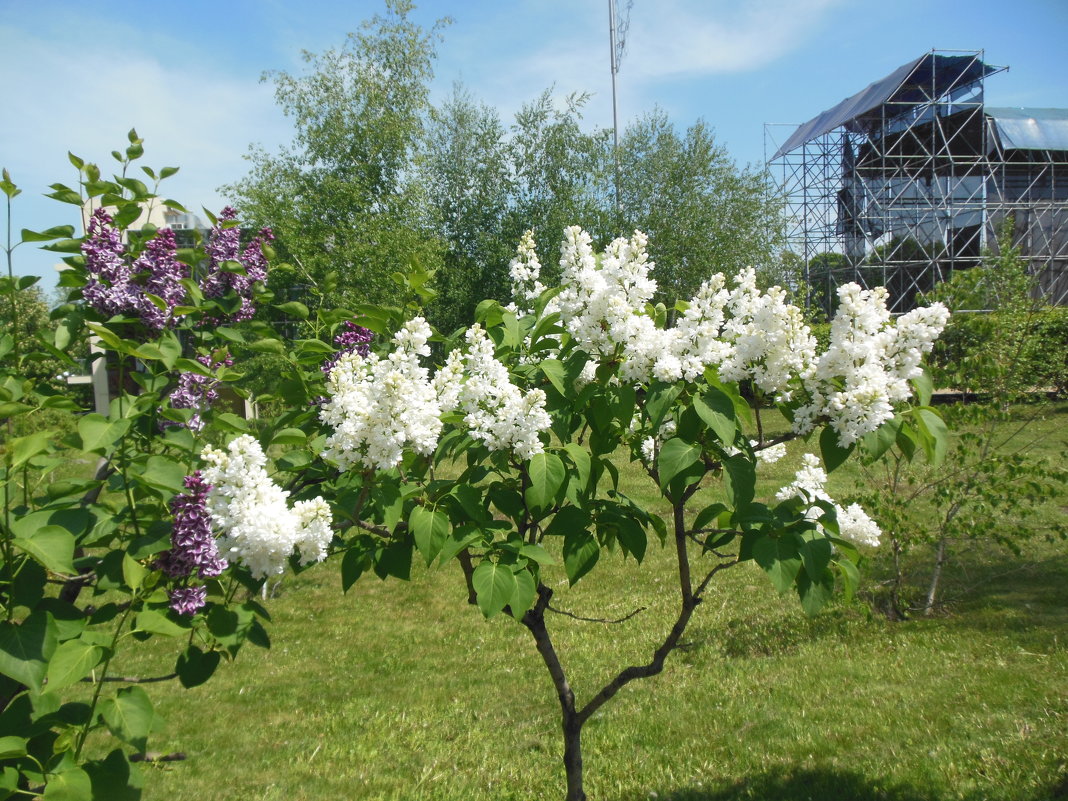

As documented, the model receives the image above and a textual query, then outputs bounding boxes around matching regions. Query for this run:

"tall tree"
[504,91,613,285]
[224,0,447,309]
[423,85,513,335]
[423,89,612,333]
[617,110,785,304]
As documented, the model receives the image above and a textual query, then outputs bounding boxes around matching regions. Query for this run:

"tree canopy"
[225,1,787,332]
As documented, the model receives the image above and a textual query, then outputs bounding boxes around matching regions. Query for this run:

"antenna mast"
[608,0,631,219]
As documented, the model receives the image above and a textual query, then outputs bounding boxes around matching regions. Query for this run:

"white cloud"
[622,0,845,79]
[0,21,288,279]
[433,0,843,139]
[0,23,286,211]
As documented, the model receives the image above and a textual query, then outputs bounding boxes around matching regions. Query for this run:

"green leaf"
[693,502,728,532]
[644,382,681,430]
[896,421,919,461]
[914,407,949,467]
[138,455,186,495]
[0,401,33,417]
[837,557,860,602]
[43,767,92,801]
[723,453,756,509]
[341,547,368,592]
[539,358,566,395]
[101,686,154,752]
[83,748,142,801]
[657,438,701,489]
[216,412,250,432]
[518,543,556,566]
[859,417,902,462]
[563,529,599,586]
[45,639,103,692]
[563,443,591,494]
[819,426,854,473]
[13,526,75,574]
[508,569,537,617]
[176,645,221,689]
[615,515,648,563]
[800,537,833,581]
[0,611,58,692]
[269,428,307,446]
[274,301,309,319]
[796,570,835,616]
[9,430,53,468]
[410,506,451,566]
[134,609,187,638]
[77,414,130,455]
[693,388,737,445]
[911,368,933,407]
[472,560,517,619]
[525,452,565,514]
[374,540,412,581]
[0,736,27,760]
[21,225,75,243]
[752,534,803,594]
[436,527,484,566]
[246,338,286,355]
[543,506,590,539]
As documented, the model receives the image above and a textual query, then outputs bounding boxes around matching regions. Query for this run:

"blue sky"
[3,0,1068,285]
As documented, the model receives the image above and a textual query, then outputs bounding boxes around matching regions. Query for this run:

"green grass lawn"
[103,403,1068,801]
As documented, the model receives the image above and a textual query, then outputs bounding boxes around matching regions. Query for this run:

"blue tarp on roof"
[987,108,1068,152]
[772,53,998,160]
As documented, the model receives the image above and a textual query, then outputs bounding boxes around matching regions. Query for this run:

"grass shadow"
[635,766,1068,801]
[689,605,867,660]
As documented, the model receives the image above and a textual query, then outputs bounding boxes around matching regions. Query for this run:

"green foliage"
[3,134,941,801]
[225,0,447,310]
[617,110,785,304]
[854,229,1068,619]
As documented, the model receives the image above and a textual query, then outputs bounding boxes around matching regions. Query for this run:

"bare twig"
[694,559,739,599]
[82,673,179,684]
[546,604,646,625]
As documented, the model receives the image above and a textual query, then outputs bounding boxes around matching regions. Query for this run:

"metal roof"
[987,107,1068,152]
[771,52,998,160]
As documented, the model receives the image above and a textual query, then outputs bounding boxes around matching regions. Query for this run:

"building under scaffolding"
[766,50,1068,313]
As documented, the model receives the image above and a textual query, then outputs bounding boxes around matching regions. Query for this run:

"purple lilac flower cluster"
[169,586,208,617]
[199,206,273,323]
[81,208,188,330]
[135,228,187,329]
[157,472,227,616]
[321,321,374,375]
[163,353,232,433]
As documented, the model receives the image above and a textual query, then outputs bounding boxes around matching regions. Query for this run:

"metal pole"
[609,0,622,218]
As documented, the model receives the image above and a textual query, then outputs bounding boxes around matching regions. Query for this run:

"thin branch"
[694,559,739,599]
[753,431,798,450]
[546,603,646,625]
[82,672,178,684]
[130,752,187,763]
[576,599,696,726]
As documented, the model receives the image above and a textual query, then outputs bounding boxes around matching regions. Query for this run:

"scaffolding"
[766,50,1068,313]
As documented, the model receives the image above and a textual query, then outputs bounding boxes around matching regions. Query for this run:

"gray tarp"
[987,107,1068,152]
[772,53,998,160]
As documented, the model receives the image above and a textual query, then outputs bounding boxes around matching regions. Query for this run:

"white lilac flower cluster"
[201,435,333,578]
[792,284,950,445]
[775,453,882,547]
[322,318,553,470]
[551,227,668,385]
[321,318,443,471]
[438,325,551,459]
[506,230,546,314]
[516,229,947,448]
